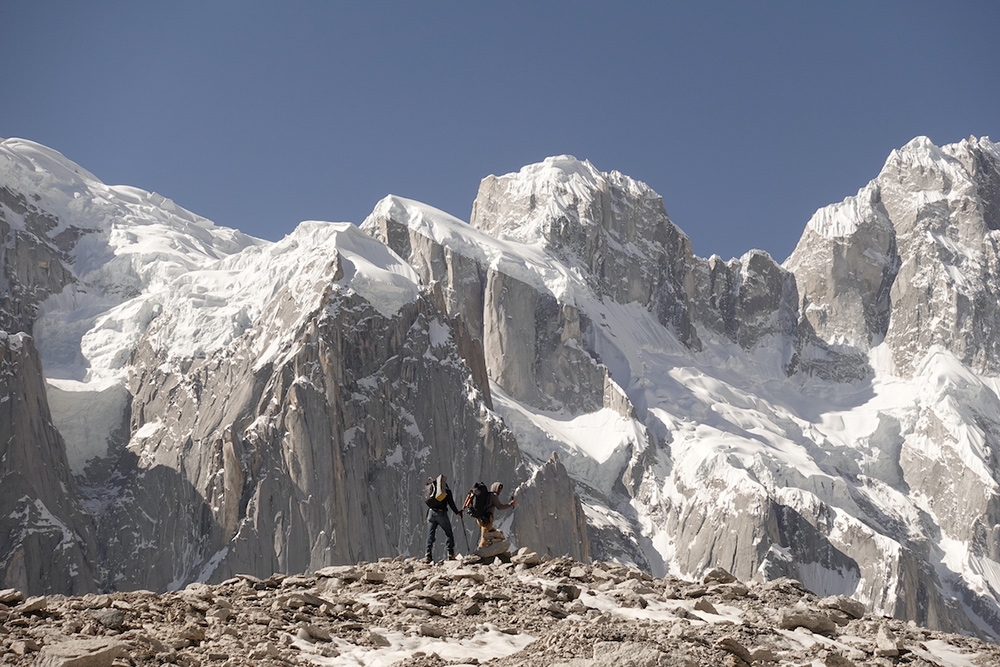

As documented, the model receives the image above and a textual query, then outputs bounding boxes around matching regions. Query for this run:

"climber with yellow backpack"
[423,474,463,563]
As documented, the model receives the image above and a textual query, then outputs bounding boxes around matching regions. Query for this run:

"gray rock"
[476,540,511,559]
[510,548,541,566]
[418,623,446,638]
[362,570,386,583]
[0,588,24,605]
[693,599,718,615]
[302,624,331,642]
[592,640,667,666]
[703,567,738,585]
[820,595,866,620]
[35,638,127,667]
[875,625,902,657]
[779,606,837,635]
[88,608,125,631]
[715,636,752,664]
[368,631,391,647]
[540,600,568,618]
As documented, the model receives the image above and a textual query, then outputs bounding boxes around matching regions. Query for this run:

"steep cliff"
[0,332,99,594]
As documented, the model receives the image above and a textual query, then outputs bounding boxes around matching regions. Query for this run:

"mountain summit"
[4,136,1000,643]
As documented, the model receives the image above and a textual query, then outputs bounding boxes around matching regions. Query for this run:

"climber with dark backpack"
[464,481,515,548]
[463,482,491,520]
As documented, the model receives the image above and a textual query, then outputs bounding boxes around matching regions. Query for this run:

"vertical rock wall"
[0,332,99,594]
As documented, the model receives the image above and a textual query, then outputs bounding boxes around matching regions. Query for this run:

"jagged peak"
[797,181,887,242]
[796,136,999,247]
[367,194,469,232]
[487,155,660,204]
[505,154,603,191]
[884,135,1000,183]
[471,156,667,250]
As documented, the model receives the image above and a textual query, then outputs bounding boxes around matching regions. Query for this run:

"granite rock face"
[104,283,525,590]
[0,186,77,333]
[0,332,99,596]
[363,196,618,416]
[472,157,702,349]
[510,453,591,563]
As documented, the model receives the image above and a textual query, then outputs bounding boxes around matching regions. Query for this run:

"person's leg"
[477,514,494,547]
[442,516,456,557]
[425,514,438,561]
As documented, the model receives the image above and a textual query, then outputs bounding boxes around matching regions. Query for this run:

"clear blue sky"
[3,2,998,262]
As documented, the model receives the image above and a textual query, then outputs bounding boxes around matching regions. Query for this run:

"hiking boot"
[448,554,458,561]
[424,555,432,564]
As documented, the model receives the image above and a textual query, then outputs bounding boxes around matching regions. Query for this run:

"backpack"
[424,479,438,507]
[464,482,490,519]
[424,476,448,508]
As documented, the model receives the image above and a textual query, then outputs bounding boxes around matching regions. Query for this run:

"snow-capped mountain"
[366,138,1000,638]
[0,137,584,596]
[3,135,1000,640]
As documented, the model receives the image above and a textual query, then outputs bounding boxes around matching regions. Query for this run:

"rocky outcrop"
[689,249,801,351]
[510,453,591,562]
[784,183,900,348]
[3,558,999,667]
[0,332,99,595]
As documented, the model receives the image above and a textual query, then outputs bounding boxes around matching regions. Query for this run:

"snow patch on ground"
[295,624,535,667]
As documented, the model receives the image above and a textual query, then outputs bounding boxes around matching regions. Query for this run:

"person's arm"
[491,494,514,511]
[447,489,462,515]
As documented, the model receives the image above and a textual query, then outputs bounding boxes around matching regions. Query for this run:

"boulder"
[35,638,127,667]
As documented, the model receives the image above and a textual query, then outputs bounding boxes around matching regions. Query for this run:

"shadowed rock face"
[0,187,78,334]
[0,332,99,595]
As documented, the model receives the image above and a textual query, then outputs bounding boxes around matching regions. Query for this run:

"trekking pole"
[459,514,472,554]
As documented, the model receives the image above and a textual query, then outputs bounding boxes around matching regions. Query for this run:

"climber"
[473,481,516,548]
[424,474,463,563]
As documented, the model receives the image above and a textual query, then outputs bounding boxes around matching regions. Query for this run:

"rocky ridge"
[2,553,998,667]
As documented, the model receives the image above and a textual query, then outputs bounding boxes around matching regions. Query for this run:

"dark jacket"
[428,487,461,514]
